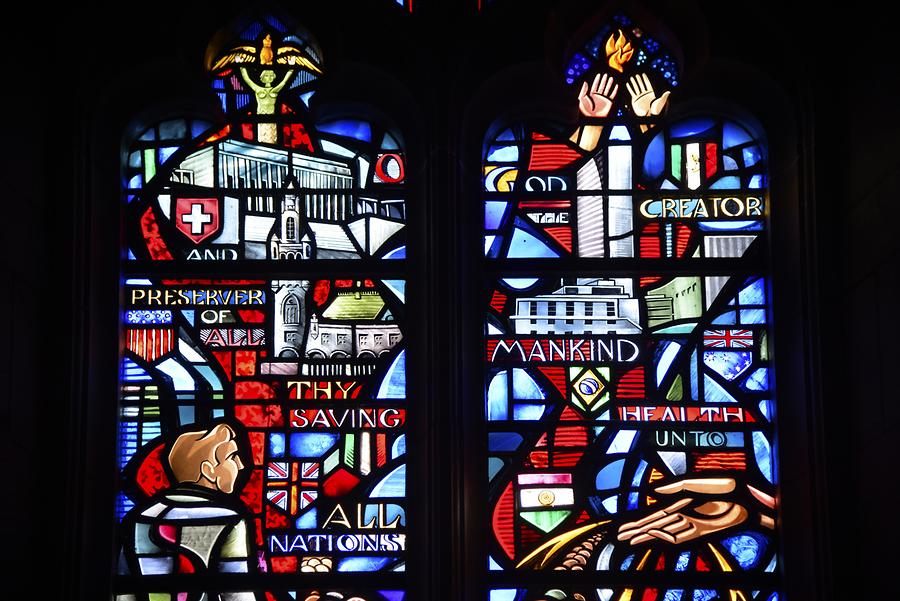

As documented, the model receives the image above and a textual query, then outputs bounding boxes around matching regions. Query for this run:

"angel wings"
[212,35,322,75]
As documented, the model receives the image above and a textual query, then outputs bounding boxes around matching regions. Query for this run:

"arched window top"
[479,11,782,601]
[122,11,409,264]
[115,12,412,601]
[482,12,767,262]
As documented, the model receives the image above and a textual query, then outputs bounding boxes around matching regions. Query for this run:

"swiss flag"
[174,198,220,244]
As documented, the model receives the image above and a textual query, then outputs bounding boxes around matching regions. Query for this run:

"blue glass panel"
[712,311,736,325]
[670,118,714,138]
[490,590,519,601]
[239,22,262,41]
[377,349,406,398]
[383,245,406,259]
[703,374,737,403]
[663,591,684,601]
[656,341,682,386]
[501,278,539,290]
[620,554,634,570]
[122,358,152,381]
[698,221,762,231]
[139,128,155,141]
[296,508,317,529]
[159,146,179,163]
[318,120,372,142]
[595,459,625,490]
[610,125,631,141]
[488,556,503,571]
[487,371,509,421]
[722,155,739,171]
[508,221,560,258]
[191,121,211,139]
[195,366,223,391]
[723,532,766,569]
[689,351,699,400]
[740,309,767,324]
[487,145,519,162]
[753,431,774,483]
[723,122,753,149]
[496,128,516,141]
[157,358,194,390]
[383,280,405,303]
[485,235,497,256]
[511,368,543,399]
[512,404,545,420]
[601,495,618,513]
[289,433,339,457]
[269,433,285,457]
[489,432,523,451]
[485,201,509,230]
[743,145,762,167]
[675,551,691,571]
[710,176,741,189]
[391,434,406,459]
[337,557,391,572]
[264,14,287,33]
[631,460,648,486]
[371,464,406,497]
[739,278,766,305]
[743,368,769,391]
[749,174,765,188]
[693,591,716,601]
[627,491,639,509]
[159,120,187,140]
[488,457,504,481]
[643,133,665,179]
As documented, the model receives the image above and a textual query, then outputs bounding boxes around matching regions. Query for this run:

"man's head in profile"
[168,423,246,494]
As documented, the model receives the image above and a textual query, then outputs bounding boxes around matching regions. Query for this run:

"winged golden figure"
[210,33,323,143]
[212,33,322,75]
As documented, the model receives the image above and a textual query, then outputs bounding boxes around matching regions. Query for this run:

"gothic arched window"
[480,13,780,601]
[115,12,412,601]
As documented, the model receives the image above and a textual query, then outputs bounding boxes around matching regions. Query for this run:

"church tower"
[271,179,315,259]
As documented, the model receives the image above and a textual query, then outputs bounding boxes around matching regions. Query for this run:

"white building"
[271,280,310,358]
[177,139,354,217]
[511,278,641,335]
[305,289,402,359]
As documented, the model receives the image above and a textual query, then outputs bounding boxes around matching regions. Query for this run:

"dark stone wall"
[1,1,895,598]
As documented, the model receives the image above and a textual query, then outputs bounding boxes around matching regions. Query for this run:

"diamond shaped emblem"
[570,367,609,411]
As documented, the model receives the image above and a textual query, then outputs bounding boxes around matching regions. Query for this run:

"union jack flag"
[300,462,319,480]
[703,329,754,349]
[267,462,289,480]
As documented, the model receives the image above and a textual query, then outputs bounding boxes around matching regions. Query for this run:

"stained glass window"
[482,14,780,601]
[116,13,410,601]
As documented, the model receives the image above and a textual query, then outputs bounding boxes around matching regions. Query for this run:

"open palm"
[578,73,619,118]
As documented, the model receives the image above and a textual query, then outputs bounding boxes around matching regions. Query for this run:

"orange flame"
[605,30,634,72]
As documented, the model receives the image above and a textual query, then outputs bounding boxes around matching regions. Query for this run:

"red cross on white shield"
[174,198,220,244]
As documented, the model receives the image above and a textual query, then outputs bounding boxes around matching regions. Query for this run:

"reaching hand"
[627,73,671,117]
[616,477,748,546]
[578,73,619,118]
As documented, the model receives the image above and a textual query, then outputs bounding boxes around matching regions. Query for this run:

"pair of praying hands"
[578,72,671,119]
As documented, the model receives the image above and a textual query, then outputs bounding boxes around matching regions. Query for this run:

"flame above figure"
[605,30,634,72]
